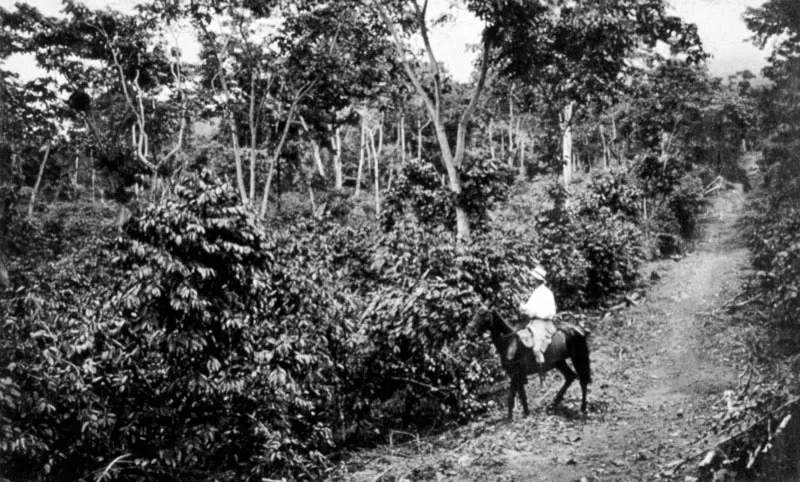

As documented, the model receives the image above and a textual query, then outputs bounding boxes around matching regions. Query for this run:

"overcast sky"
[1,0,772,83]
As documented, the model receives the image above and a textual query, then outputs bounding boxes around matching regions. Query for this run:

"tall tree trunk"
[508,86,515,158]
[332,127,343,190]
[0,240,7,288]
[369,127,380,218]
[260,157,276,217]
[518,135,526,178]
[73,155,80,187]
[248,73,258,202]
[416,119,429,161]
[399,113,406,164]
[600,124,609,170]
[311,140,326,178]
[379,4,492,242]
[355,116,366,196]
[28,144,51,218]
[561,102,575,185]
[489,119,496,161]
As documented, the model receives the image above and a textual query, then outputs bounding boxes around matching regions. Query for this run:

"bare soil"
[334,154,758,482]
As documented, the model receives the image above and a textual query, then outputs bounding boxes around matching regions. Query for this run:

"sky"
[0,0,773,83]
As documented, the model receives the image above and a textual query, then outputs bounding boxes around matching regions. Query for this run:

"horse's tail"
[564,325,592,385]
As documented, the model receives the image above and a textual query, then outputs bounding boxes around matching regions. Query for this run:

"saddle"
[516,321,587,350]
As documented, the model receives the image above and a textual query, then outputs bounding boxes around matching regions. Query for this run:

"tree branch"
[455,33,493,167]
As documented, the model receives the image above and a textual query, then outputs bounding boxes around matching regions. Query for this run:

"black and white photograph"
[1,0,798,480]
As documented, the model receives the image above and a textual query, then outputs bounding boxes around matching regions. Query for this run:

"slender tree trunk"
[73,155,79,187]
[311,140,326,178]
[561,102,575,185]
[355,116,366,196]
[378,4,492,242]
[261,157,276,217]
[91,168,97,204]
[519,136,526,178]
[28,144,51,218]
[248,74,258,202]
[513,117,521,166]
[369,127,380,218]
[416,119,429,161]
[332,127,343,189]
[600,124,609,170]
[399,113,406,164]
[489,119,496,161]
[508,88,514,158]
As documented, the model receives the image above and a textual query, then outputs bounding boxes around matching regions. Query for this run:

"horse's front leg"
[552,360,577,407]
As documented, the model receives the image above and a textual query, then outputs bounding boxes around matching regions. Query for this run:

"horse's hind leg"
[574,345,592,412]
[579,378,588,413]
[552,360,576,407]
[517,374,530,417]
[507,376,517,420]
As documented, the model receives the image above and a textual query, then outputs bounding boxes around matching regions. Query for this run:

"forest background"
[1,0,799,481]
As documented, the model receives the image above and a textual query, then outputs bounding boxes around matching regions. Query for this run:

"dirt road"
[339,155,757,482]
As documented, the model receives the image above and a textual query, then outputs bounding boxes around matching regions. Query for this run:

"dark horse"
[467,307,592,420]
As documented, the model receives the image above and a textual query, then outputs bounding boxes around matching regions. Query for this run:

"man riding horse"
[516,265,557,385]
[467,264,591,417]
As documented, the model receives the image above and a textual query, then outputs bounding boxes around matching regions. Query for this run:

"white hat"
[530,265,547,281]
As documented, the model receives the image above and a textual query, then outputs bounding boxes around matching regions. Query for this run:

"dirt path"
[337,154,758,482]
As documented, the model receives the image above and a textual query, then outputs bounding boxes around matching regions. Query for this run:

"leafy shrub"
[748,205,800,326]
[634,155,692,199]
[113,171,338,480]
[533,213,590,310]
[579,169,643,221]
[356,221,526,426]
[382,154,515,233]
[577,210,644,302]
[666,175,705,238]
[1,172,340,481]
[633,155,706,250]
[1,228,120,481]
[535,187,643,308]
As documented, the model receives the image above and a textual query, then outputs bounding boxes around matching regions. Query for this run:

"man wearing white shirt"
[519,265,557,384]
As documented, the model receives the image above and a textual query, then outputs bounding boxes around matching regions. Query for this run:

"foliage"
[2,173,339,481]
[664,175,706,239]
[748,204,800,326]
[576,210,644,301]
[742,0,800,329]
[578,169,643,221]
[532,212,591,310]
[534,182,645,308]
[634,155,691,199]
[382,154,515,233]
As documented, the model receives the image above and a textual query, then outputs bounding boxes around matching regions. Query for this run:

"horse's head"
[467,307,493,336]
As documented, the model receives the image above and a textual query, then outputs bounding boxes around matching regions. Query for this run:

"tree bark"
[600,124,609,170]
[489,118,496,161]
[28,144,51,218]
[561,102,575,185]
[378,2,492,242]
[399,113,406,164]
[355,114,366,196]
[508,85,515,159]
[332,127,343,189]
[369,126,380,218]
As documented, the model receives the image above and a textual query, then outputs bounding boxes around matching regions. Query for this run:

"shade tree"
[486,0,705,185]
